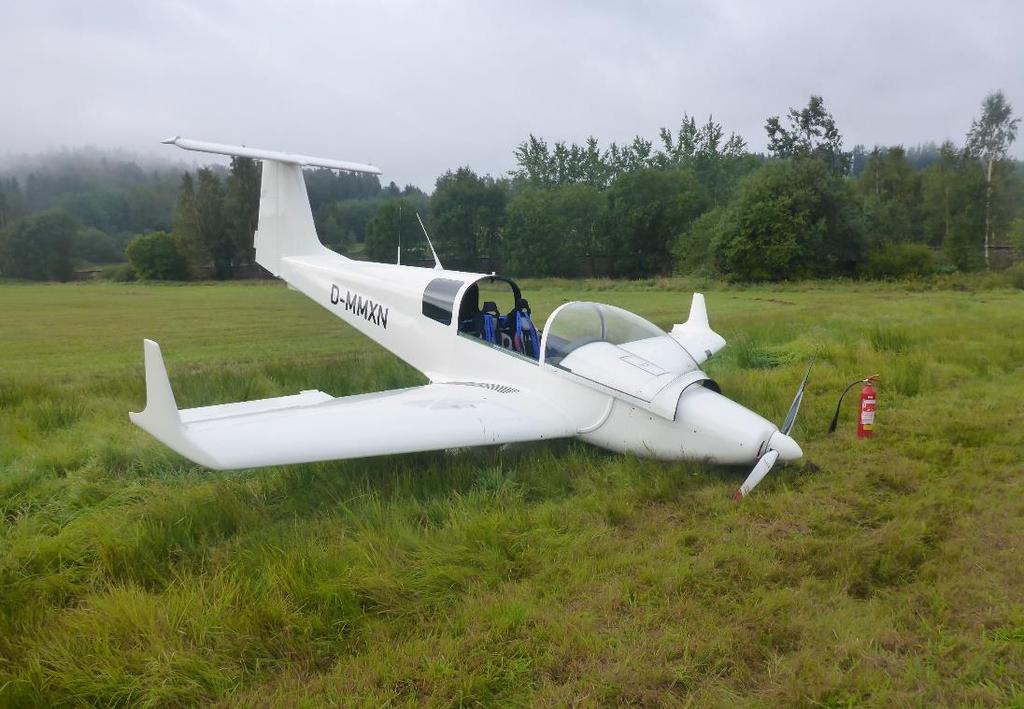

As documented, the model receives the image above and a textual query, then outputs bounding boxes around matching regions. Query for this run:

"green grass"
[1,279,1023,706]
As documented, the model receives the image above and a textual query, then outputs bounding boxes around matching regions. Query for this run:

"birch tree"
[964,91,1019,269]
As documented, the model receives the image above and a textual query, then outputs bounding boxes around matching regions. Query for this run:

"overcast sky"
[2,0,1022,189]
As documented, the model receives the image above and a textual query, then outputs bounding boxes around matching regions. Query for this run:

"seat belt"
[482,314,497,344]
[515,310,540,359]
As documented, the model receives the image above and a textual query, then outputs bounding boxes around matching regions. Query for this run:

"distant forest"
[1,91,1021,282]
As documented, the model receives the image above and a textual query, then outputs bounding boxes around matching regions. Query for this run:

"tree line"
[1,91,1020,282]
[423,92,1020,280]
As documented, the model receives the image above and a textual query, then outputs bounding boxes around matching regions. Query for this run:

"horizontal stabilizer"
[162,136,382,175]
[129,340,573,470]
[670,293,726,365]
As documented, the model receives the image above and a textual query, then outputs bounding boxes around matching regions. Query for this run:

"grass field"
[1,279,1023,706]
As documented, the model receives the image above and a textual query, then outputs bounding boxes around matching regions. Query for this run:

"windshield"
[542,302,666,365]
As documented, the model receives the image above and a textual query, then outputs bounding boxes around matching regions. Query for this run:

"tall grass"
[1,280,1022,705]
[870,323,914,354]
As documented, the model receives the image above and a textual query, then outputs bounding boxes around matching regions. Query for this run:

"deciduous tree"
[964,90,1019,268]
[365,199,426,264]
[712,159,864,280]
[126,231,189,280]
[430,168,507,270]
[766,95,851,175]
[855,146,924,246]
[604,169,707,277]
[503,184,605,276]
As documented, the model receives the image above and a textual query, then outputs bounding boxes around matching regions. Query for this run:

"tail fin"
[162,137,382,276]
[670,293,727,364]
[254,160,326,276]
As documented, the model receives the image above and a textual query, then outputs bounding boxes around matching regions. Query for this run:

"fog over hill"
[0,146,210,181]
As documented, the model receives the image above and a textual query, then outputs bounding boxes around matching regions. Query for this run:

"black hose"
[827,379,870,434]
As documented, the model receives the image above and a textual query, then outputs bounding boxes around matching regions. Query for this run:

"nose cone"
[673,387,778,464]
[769,431,803,462]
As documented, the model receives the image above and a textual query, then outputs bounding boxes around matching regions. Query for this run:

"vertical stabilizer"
[687,293,710,328]
[254,161,334,276]
[669,293,727,364]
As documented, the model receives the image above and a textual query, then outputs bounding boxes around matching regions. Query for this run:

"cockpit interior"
[456,276,541,360]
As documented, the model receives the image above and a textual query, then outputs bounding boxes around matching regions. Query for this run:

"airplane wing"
[129,340,575,470]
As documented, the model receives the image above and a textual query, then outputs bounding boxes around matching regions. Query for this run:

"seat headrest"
[482,301,500,315]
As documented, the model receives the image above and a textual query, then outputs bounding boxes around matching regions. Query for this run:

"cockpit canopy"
[542,302,681,366]
[541,302,713,415]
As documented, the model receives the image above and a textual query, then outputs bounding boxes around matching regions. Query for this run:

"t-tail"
[161,136,381,277]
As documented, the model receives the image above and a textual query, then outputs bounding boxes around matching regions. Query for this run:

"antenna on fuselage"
[416,212,443,270]
[397,204,402,266]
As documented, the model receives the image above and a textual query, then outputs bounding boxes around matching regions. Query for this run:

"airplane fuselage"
[279,252,790,466]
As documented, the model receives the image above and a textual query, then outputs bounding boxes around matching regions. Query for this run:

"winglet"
[129,340,222,469]
[129,339,181,430]
[670,293,727,365]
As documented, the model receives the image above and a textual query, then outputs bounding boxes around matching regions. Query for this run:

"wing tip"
[131,338,178,428]
[130,339,222,469]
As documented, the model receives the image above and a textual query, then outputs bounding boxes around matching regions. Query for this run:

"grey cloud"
[1,0,1021,189]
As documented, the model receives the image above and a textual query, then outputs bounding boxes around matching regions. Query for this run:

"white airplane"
[131,138,809,498]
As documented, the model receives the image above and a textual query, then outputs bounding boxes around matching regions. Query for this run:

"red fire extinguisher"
[858,380,877,438]
[828,375,879,437]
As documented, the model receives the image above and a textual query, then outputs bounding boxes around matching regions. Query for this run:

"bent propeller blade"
[735,449,779,500]
[781,360,814,436]
[737,360,813,499]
